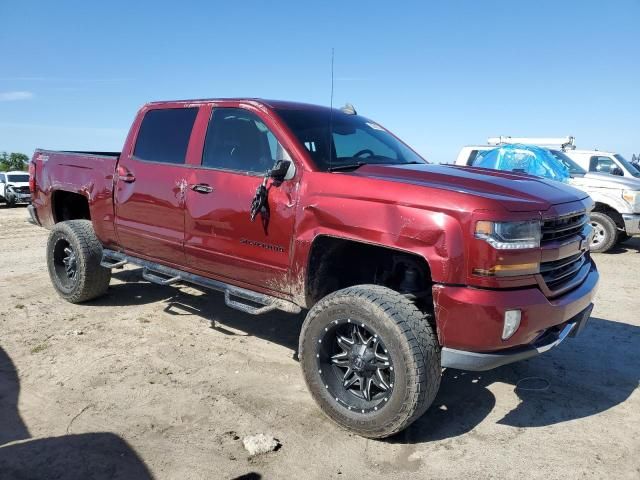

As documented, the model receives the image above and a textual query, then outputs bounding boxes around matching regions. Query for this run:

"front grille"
[539,210,590,294]
[13,186,30,194]
[542,212,588,242]
[540,252,588,291]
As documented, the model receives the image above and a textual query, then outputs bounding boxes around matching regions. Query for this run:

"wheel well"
[593,202,624,230]
[52,191,90,223]
[306,236,432,307]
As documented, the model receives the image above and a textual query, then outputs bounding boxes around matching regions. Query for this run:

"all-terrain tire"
[299,284,440,438]
[589,212,618,253]
[47,220,111,303]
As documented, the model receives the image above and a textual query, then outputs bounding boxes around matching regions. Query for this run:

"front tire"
[589,212,618,253]
[299,285,440,438]
[47,220,111,303]
[5,192,17,208]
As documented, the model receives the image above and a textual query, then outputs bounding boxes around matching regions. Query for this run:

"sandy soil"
[0,205,638,480]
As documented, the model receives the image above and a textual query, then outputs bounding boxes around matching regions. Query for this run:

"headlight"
[475,220,541,249]
[622,190,640,210]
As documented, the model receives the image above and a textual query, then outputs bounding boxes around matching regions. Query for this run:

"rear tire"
[47,220,111,303]
[589,212,618,253]
[299,285,440,438]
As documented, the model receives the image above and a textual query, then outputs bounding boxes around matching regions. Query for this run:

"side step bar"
[101,249,301,315]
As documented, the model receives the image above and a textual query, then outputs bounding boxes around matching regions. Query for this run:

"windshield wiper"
[327,162,367,172]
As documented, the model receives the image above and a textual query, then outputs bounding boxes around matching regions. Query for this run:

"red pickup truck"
[29,98,599,438]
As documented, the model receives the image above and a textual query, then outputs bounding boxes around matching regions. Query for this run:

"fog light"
[502,310,521,340]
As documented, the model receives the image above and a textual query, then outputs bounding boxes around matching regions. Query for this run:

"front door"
[115,106,199,265]
[184,107,299,294]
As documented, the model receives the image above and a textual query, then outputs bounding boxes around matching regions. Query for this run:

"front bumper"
[442,304,592,371]
[434,260,599,370]
[622,213,640,235]
[8,192,31,204]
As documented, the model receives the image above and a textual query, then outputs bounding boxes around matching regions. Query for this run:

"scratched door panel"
[184,168,297,294]
[114,160,188,264]
[114,106,199,265]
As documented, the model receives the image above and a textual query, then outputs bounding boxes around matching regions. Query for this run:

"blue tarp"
[474,144,571,183]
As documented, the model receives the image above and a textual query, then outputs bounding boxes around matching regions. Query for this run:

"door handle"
[190,183,213,194]
[117,166,136,183]
[119,173,136,183]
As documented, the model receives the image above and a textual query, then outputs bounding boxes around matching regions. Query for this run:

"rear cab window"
[133,108,198,164]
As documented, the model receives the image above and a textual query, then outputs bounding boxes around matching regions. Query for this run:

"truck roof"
[145,98,332,112]
[568,149,615,156]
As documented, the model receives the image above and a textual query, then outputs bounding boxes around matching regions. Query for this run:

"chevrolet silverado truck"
[29,99,599,438]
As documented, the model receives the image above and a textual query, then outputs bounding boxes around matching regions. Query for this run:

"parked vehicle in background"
[456,138,640,253]
[564,149,640,180]
[0,171,31,207]
[30,99,598,438]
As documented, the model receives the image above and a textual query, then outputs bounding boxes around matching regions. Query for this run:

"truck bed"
[30,149,120,247]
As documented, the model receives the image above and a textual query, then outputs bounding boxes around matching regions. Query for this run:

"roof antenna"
[328,47,335,171]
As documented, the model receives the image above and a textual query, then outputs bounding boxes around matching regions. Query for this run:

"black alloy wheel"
[318,320,394,413]
[52,238,78,288]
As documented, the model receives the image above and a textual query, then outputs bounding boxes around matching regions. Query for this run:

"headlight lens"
[622,190,640,209]
[475,220,541,249]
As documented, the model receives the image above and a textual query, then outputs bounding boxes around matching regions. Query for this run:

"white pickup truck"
[0,171,31,207]
[456,138,640,253]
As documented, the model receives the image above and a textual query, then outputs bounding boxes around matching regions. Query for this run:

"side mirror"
[269,160,292,180]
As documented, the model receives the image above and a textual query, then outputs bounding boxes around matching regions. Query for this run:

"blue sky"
[1,0,638,163]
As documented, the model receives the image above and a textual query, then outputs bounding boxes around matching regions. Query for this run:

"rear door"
[183,106,299,294]
[114,106,199,265]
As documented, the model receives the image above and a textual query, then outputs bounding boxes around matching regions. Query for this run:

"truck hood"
[6,181,30,188]
[570,172,640,190]
[351,164,589,212]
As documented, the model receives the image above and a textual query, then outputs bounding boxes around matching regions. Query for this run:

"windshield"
[614,154,640,178]
[550,150,587,175]
[275,108,426,171]
[7,174,29,183]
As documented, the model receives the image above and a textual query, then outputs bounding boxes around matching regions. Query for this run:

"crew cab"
[0,171,31,207]
[29,99,599,438]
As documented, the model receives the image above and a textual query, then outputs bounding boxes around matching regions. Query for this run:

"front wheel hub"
[318,320,394,412]
[590,221,606,247]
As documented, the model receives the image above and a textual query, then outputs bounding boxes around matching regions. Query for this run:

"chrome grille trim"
[542,212,588,242]
[540,252,587,291]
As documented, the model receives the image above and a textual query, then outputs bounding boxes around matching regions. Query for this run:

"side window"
[0,174,5,184]
[468,150,480,165]
[133,108,198,164]
[589,156,615,174]
[202,108,290,174]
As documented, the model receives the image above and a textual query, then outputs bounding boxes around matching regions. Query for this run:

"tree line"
[0,152,29,172]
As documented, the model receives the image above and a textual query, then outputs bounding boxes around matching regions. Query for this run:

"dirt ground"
[0,205,638,480]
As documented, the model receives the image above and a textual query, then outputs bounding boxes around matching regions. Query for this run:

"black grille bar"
[542,213,588,242]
